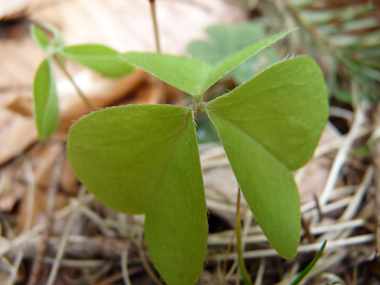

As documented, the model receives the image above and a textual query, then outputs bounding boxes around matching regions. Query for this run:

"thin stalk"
[148,0,166,103]
[149,0,161,53]
[221,236,235,285]
[236,187,251,285]
[53,55,94,111]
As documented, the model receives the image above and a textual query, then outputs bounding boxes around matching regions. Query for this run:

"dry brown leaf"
[60,156,78,196]
[0,0,34,19]
[17,185,69,234]
[0,162,27,212]
[297,126,337,204]
[4,94,33,116]
[30,138,64,188]
[57,68,146,132]
[204,166,238,203]
[0,108,37,165]
[28,0,246,54]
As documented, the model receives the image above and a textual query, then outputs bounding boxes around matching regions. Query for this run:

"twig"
[0,194,94,257]
[208,234,374,261]
[53,55,94,111]
[121,241,132,285]
[28,155,64,285]
[254,258,266,285]
[319,102,368,205]
[148,0,166,103]
[136,230,162,285]
[46,186,87,285]
[235,188,251,285]
[149,0,161,53]
[7,162,35,285]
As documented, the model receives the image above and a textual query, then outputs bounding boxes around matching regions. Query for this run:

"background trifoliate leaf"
[120,28,296,99]
[204,28,296,91]
[67,105,199,214]
[33,57,59,140]
[144,114,207,285]
[206,56,328,259]
[60,44,134,78]
[188,22,281,84]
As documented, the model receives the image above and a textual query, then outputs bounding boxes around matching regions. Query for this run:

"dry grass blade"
[46,186,87,285]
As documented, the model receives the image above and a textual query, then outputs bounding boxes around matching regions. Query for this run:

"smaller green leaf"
[290,240,327,285]
[60,44,134,78]
[33,58,59,140]
[31,24,51,51]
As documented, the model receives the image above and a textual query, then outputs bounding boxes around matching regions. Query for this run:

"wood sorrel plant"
[31,23,134,140]
[67,28,328,285]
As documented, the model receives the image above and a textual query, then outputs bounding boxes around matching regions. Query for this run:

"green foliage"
[188,23,281,84]
[31,23,134,140]
[120,28,295,100]
[67,27,329,284]
[206,56,328,258]
[31,23,65,53]
[31,25,51,51]
[60,44,134,78]
[33,58,59,140]
[290,240,327,285]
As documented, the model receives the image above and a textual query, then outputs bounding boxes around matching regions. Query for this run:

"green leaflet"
[145,113,207,285]
[207,57,328,170]
[31,23,65,63]
[119,53,213,96]
[120,28,296,100]
[291,240,327,284]
[67,105,196,214]
[67,104,207,284]
[33,58,59,140]
[205,57,328,259]
[31,25,51,51]
[60,44,134,78]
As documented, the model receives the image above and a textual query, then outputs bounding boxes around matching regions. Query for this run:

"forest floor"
[1,0,380,284]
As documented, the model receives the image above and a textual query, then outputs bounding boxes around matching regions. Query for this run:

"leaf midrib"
[150,110,192,205]
[206,108,290,171]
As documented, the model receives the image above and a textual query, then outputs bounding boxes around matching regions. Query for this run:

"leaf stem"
[149,0,167,103]
[236,187,251,285]
[53,55,94,111]
[149,0,161,53]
